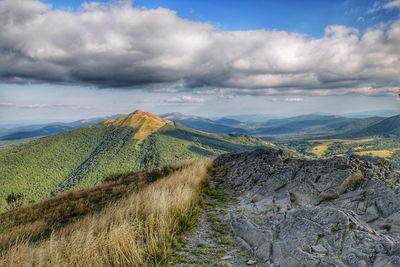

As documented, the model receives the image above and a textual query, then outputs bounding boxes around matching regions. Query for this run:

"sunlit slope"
[0,110,271,210]
[105,110,173,139]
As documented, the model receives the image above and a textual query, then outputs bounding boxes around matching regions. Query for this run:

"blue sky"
[44,0,400,36]
[0,0,399,124]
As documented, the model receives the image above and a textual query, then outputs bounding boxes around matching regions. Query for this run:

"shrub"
[5,193,24,210]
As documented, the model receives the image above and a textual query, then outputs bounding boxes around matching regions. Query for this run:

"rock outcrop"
[213,149,400,266]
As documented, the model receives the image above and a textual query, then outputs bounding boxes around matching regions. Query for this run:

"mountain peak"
[104,110,173,139]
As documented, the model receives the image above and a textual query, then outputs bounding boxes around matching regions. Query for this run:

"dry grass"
[104,110,173,139]
[0,164,188,250]
[341,138,376,145]
[0,158,213,267]
[355,149,398,158]
[311,142,333,157]
[339,170,365,194]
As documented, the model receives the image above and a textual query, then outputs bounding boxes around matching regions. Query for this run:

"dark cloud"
[0,0,399,96]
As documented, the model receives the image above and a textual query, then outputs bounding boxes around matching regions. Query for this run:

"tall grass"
[0,158,213,267]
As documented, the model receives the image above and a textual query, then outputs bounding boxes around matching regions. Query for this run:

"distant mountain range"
[1,111,399,142]
[0,110,271,210]
[342,109,400,118]
[0,116,120,141]
[337,115,400,138]
[161,113,400,140]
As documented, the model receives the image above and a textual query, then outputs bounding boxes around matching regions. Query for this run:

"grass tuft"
[339,170,364,194]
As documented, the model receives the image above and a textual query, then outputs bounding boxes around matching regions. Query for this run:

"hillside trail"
[172,167,264,267]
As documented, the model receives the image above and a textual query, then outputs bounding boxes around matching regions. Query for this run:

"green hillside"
[337,115,400,138]
[0,110,270,211]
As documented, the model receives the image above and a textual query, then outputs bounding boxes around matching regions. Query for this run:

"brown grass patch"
[104,110,173,139]
[355,149,399,158]
[311,142,333,157]
[339,170,365,194]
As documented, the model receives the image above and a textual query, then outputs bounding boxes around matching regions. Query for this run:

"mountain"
[160,112,247,134]
[250,114,387,139]
[0,115,120,141]
[343,109,400,118]
[337,114,400,138]
[212,117,242,126]
[0,109,271,210]
[218,114,279,122]
[251,114,354,135]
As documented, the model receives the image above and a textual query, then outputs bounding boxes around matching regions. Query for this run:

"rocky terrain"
[181,149,400,266]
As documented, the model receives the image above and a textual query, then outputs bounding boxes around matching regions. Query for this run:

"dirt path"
[171,168,262,267]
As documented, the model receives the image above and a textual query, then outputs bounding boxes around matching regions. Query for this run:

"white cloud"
[0,102,17,107]
[271,97,304,102]
[0,0,399,97]
[164,95,204,104]
[384,0,400,9]
[283,97,304,102]
[0,102,80,109]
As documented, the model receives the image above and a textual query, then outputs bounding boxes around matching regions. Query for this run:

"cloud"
[0,102,17,107]
[0,0,399,97]
[271,97,304,102]
[21,104,80,109]
[283,97,304,102]
[385,0,400,9]
[367,1,384,14]
[0,102,80,109]
[164,95,204,104]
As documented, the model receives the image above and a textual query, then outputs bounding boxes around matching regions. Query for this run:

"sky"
[0,0,399,125]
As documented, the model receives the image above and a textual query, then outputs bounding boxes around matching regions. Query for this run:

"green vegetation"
[0,125,111,210]
[0,118,270,211]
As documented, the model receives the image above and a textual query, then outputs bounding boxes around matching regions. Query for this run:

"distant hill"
[160,112,246,134]
[0,110,271,210]
[337,115,400,138]
[250,114,388,139]
[0,115,120,141]
[218,114,279,122]
[343,109,399,118]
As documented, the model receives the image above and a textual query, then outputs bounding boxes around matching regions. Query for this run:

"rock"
[212,149,400,266]
[221,255,234,260]
[364,205,379,222]
[311,244,328,254]
[246,259,257,265]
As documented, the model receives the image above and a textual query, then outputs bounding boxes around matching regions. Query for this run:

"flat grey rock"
[214,149,400,267]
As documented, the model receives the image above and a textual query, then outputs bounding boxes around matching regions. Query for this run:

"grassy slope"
[139,124,270,169]
[0,123,270,211]
[0,159,212,267]
[0,126,110,209]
